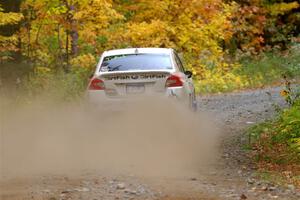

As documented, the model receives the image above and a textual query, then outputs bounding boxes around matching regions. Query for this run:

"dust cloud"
[0,96,219,181]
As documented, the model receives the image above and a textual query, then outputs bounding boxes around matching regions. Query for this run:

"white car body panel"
[87,48,197,110]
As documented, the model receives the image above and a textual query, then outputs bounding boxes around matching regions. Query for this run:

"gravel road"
[1,86,299,200]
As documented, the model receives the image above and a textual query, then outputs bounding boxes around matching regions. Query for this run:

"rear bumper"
[86,87,189,110]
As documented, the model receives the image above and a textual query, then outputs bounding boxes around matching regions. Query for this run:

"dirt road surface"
[1,87,299,200]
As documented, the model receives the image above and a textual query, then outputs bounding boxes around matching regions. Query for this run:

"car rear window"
[100,54,173,72]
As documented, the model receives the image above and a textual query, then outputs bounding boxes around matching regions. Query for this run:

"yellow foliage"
[124,0,235,55]
[268,2,300,16]
[0,5,23,61]
[196,70,251,93]
[280,90,289,97]
[17,0,122,62]
[75,0,123,42]
[70,53,96,69]
[0,6,23,26]
[35,66,51,74]
[109,0,237,79]
[33,50,52,66]
[123,20,175,48]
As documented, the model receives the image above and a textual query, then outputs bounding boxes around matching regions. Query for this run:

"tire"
[190,93,198,112]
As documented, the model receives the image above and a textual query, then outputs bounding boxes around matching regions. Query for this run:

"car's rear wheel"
[190,93,198,112]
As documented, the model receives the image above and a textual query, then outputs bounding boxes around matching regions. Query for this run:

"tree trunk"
[66,29,69,67]
[70,4,78,56]
[57,24,63,65]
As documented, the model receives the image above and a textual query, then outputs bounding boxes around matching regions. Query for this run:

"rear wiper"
[108,65,122,71]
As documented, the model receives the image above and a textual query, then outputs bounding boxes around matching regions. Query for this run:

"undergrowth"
[22,67,91,102]
[248,79,300,187]
[196,44,300,94]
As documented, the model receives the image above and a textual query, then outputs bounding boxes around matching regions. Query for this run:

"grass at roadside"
[196,44,300,94]
[253,170,300,188]
[247,84,300,187]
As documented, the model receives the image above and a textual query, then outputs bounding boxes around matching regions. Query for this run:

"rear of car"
[87,48,197,110]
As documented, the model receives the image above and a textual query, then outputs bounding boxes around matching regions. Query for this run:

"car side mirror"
[184,70,193,78]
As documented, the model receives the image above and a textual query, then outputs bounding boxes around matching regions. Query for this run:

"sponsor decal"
[105,74,166,81]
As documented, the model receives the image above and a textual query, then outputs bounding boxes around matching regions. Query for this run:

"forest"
[0,0,300,189]
[0,0,300,94]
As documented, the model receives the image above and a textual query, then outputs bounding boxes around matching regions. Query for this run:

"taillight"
[89,78,105,90]
[165,74,183,87]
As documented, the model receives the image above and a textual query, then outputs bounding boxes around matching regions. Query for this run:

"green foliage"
[278,103,300,144]
[249,100,300,162]
[19,51,96,102]
[284,44,300,77]
[247,84,300,186]
[195,47,300,93]
[23,66,92,102]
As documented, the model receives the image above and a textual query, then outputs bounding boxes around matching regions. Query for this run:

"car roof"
[102,48,173,57]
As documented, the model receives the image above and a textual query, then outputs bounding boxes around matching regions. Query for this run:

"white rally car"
[87,48,197,111]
